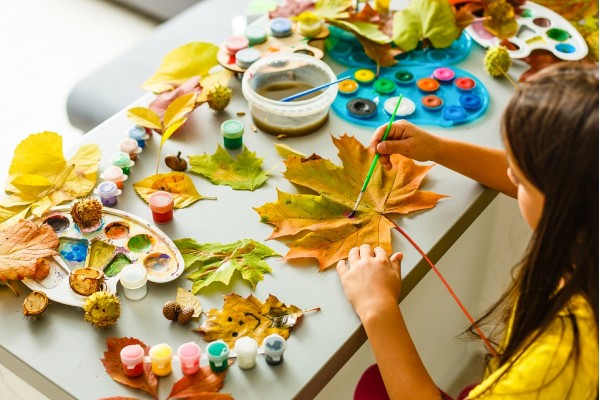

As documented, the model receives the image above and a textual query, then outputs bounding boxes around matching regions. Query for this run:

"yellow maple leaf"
[133,172,215,209]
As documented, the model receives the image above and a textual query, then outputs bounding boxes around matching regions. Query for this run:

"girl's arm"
[372,120,517,198]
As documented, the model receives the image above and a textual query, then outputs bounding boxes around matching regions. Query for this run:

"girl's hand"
[371,120,442,169]
[336,244,403,320]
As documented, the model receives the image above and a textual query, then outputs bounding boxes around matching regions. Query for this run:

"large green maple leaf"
[255,134,446,270]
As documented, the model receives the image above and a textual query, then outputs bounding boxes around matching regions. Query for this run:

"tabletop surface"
[0,13,522,400]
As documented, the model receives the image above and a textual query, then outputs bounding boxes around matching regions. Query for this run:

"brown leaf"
[356,36,402,67]
[101,337,159,399]
[0,220,58,281]
[520,48,563,82]
[167,365,233,399]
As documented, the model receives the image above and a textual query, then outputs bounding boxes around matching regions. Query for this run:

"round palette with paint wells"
[465,1,588,60]
[23,205,184,307]
[325,25,473,68]
[332,65,489,128]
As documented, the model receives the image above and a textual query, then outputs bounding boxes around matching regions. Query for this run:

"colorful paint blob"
[89,240,116,270]
[128,234,154,253]
[58,237,89,267]
[43,215,70,233]
[144,253,171,274]
[547,28,571,42]
[104,253,132,277]
[104,221,130,239]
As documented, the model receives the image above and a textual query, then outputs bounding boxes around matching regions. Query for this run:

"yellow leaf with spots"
[133,172,216,209]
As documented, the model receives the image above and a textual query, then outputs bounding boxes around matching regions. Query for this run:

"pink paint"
[432,67,455,82]
[120,344,145,377]
[177,342,201,376]
[224,36,249,55]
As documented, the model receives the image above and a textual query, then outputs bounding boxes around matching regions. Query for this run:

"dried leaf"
[189,146,269,191]
[0,220,58,281]
[101,337,158,399]
[269,0,315,18]
[133,172,215,209]
[197,293,302,347]
[274,143,307,159]
[174,239,278,294]
[255,135,446,270]
[176,287,202,318]
[168,365,233,400]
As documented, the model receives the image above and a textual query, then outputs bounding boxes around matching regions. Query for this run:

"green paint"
[547,28,571,42]
[128,234,153,253]
[104,253,132,277]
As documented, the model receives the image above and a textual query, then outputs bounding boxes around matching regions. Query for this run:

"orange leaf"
[255,135,446,270]
[101,337,159,399]
[0,220,58,281]
[168,365,233,399]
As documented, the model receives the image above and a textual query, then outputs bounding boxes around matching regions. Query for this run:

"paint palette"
[466,1,588,60]
[23,205,184,307]
[325,26,473,67]
[331,65,489,128]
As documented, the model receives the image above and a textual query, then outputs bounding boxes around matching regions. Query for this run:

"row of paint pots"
[120,334,287,378]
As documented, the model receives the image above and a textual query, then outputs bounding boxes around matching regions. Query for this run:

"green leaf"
[314,0,352,19]
[174,238,279,293]
[392,0,460,51]
[189,146,269,191]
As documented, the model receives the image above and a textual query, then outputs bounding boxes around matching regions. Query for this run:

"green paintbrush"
[348,94,403,218]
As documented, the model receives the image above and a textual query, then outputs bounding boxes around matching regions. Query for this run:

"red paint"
[421,95,443,109]
[455,77,476,91]
[152,209,174,224]
[149,191,174,224]
[122,360,145,377]
[120,344,145,378]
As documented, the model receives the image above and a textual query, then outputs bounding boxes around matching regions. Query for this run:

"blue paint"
[58,238,88,263]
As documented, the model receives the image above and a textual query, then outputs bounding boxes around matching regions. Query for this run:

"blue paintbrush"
[280,76,350,102]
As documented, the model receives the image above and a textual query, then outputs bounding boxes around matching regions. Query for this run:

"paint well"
[127,234,154,253]
[144,253,171,273]
[43,215,70,233]
[58,237,88,267]
[104,253,132,277]
[104,221,130,239]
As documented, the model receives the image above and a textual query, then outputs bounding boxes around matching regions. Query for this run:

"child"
[336,63,598,399]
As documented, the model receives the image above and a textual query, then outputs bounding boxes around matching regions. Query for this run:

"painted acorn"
[165,151,187,171]
[70,198,103,230]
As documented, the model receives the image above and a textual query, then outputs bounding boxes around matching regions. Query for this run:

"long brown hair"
[472,62,598,394]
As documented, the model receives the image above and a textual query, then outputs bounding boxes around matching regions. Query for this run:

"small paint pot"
[459,94,483,110]
[393,70,415,85]
[245,26,267,45]
[120,344,145,378]
[69,267,105,297]
[443,105,467,122]
[177,342,201,376]
[421,95,444,111]
[149,191,174,224]
[224,36,249,56]
[235,48,261,69]
[262,333,286,366]
[338,79,358,95]
[207,340,230,372]
[298,19,323,38]
[119,138,142,161]
[149,343,173,377]
[100,166,128,189]
[547,28,571,42]
[221,119,244,149]
[119,263,148,301]
[111,152,135,175]
[373,78,396,95]
[94,181,122,207]
[347,98,377,119]
[384,96,416,117]
[128,126,150,148]
[353,69,375,84]
[269,17,293,37]
[416,77,440,92]
[234,337,258,370]
[454,77,476,92]
[432,67,455,82]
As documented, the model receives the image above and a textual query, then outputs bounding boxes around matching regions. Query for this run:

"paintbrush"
[348,94,403,218]
[280,76,351,102]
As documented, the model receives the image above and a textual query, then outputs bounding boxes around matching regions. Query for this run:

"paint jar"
[262,334,286,366]
[100,166,128,189]
[235,48,261,69]
[234,337,258,370]
[224,35,249,56]
[221,120,244,149]
[119,138,142,161]
[148,191,174,224]
[94,181,122,207]
[111,152,135,175]
[69,267,105,296]
[119,263,148,300]
[120,344,145,377]
[177,342,201,376]
[206,340,230,372]
[244,26,267,45]
[128,125,150,148]
[149,343,173,376]
[298,19,323,38]
[354,69,376,84]
[269,17,292,37]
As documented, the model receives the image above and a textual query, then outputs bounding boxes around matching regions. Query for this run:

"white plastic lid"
[119,264,148,288]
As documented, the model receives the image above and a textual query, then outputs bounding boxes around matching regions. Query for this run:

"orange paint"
[416,77,439,92]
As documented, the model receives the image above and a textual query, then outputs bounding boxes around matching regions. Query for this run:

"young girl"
[336,63,598,399]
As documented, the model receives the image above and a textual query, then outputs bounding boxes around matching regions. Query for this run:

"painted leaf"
[189,146,269,191]
[176,287,203,318]
[101,337,159,399]
[174,238,278,294]
[0,220,58,281]
[197,293,302,347]
[0,132,101,228]
[167,365,233,400]
[255,135,446,270]
[142,42,220,93]
[133,172,215,209]
[392,0,460,51]
[126,108,162,131]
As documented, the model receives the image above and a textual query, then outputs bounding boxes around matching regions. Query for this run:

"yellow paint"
[149,343,173,376]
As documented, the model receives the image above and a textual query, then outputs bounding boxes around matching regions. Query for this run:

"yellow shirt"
[469,295,598,399]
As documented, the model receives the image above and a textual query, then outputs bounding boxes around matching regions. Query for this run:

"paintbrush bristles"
[348,191,364,218]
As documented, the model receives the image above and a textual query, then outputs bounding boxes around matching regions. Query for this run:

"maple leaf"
[167,365,232,400]
[0,220,59,281]
[133,172,216,209]
[197,293,302,347]
[0,132,101,229]
[174,238,278,294]
[101,337,159,399]
[255,135,446,270]
[189,146,269,191]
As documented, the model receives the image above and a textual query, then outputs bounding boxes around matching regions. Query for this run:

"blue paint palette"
[325,26,473,67]
[331,65,489,128]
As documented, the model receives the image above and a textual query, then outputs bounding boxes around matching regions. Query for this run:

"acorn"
[165,151,187,171]
[177,306,194,325]
[23,291,48,318]
[163,301,181,321]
